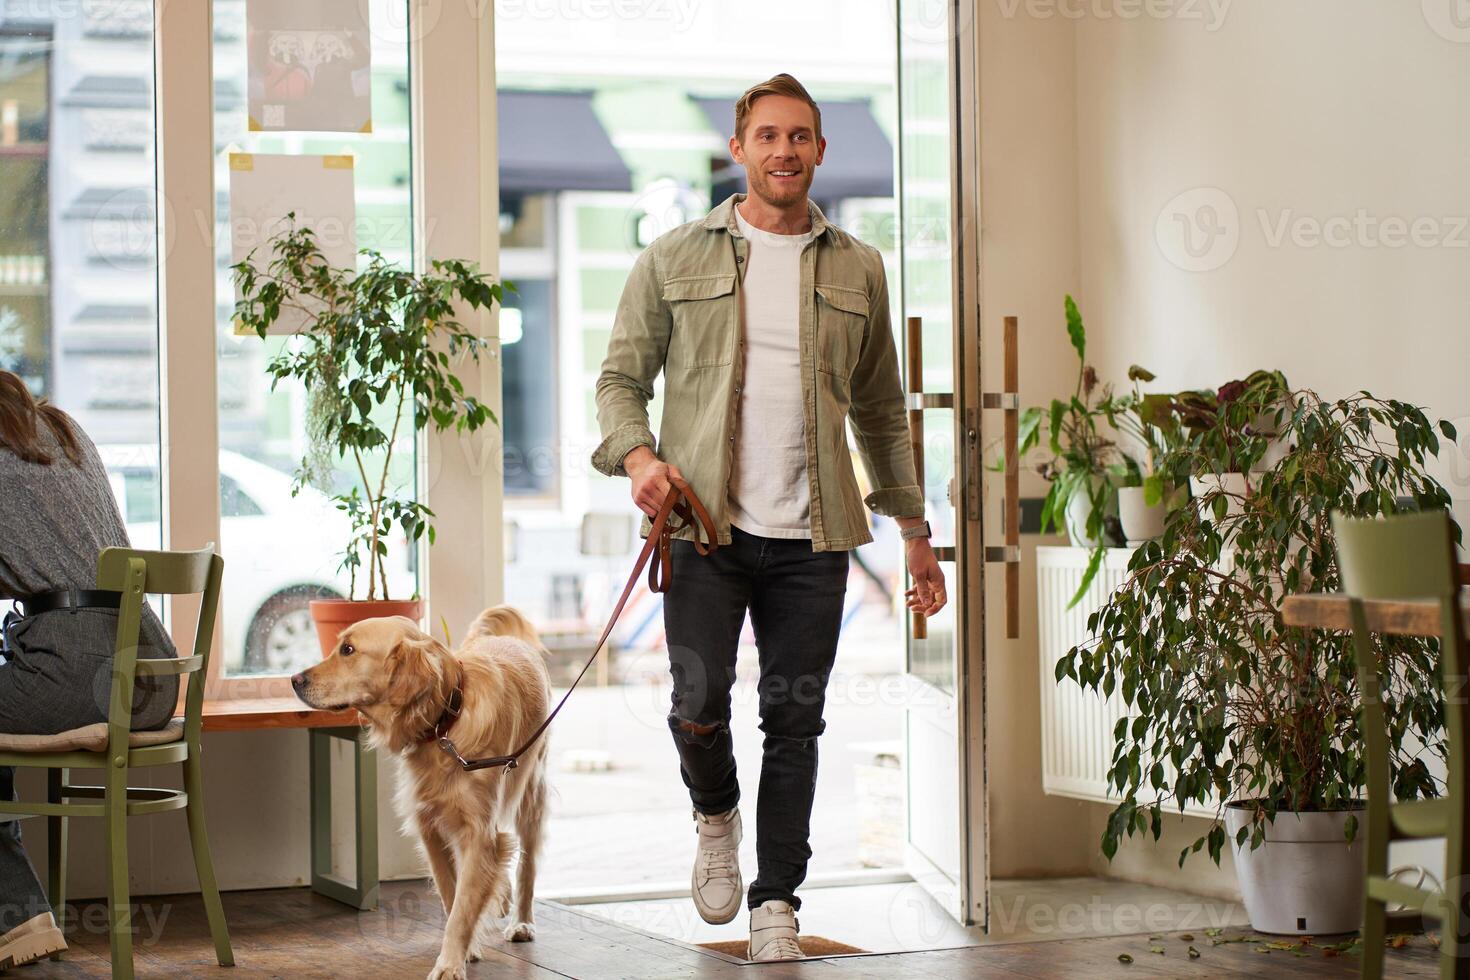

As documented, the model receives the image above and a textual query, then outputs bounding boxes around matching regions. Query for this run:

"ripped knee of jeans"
[668,712,728,748]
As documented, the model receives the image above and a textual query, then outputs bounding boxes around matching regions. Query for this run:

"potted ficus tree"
[232,218,505,656]
[1056,381,1458,935]
[1016,296,1133,606]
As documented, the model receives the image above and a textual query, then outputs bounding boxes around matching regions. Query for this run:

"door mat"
[698,937,867,959]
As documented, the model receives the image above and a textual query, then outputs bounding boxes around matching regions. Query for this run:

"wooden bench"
[202,698,378,910]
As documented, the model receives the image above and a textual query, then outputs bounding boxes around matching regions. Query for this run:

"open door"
[895,0,992,930]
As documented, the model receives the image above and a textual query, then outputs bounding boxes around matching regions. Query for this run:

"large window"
[0,5,162,551]
[210,0,415,679]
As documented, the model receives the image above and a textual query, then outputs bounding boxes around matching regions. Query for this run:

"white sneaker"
[691,807,743,924]
[748,899,802,961]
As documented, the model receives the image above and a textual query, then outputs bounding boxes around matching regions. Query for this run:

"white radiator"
[1036,545,1214,818]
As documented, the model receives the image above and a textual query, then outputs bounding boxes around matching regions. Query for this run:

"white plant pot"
[1117,486,1165,546]
[1190,473,1250,521]
[1063,477,1112,548]
[1224,803,1365,935]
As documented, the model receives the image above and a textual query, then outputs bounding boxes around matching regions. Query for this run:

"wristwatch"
[899,520,932,541]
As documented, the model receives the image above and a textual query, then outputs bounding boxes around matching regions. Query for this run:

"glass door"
[895,0,988,929]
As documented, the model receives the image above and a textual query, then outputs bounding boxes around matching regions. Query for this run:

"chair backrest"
[94,544,223,754]
[1332,509,1463,802]
[1332,509,1457,601]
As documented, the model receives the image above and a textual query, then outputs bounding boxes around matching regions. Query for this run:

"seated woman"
[0,370,178,969]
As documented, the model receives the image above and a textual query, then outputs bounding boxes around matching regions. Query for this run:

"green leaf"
[1064,294,1086,361]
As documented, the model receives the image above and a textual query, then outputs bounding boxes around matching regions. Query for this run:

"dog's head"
[291,616,451,721]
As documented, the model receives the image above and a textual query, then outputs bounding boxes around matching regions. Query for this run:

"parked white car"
[98,446,416,676]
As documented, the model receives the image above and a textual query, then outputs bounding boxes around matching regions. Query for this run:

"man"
[590,73,946,961]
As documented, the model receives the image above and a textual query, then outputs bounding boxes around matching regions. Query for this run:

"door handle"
[905,316,930,641]
[982,315,1021,640]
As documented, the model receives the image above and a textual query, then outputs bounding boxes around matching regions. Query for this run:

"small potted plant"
[1102,366,1181,546]
[232,218,505,655]
[1016,296,1133,606]
[1173,369,1290,526]
[1056,383,1457,935]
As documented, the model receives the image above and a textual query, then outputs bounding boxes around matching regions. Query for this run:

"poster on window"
[246,0,372,133]
[229,153,357,336]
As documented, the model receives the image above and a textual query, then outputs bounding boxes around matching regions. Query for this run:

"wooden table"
[203,698,378,910]
[1281,594,1469,637]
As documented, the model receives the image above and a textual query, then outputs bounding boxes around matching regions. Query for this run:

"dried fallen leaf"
[1118,953,1133,964]
[1204,928,1223,937]
[1179,933,1195,941]
[1149,946,1165,955]
[1187,946,1201,959]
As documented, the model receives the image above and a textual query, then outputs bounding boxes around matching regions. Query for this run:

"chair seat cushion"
[0,719,185,753]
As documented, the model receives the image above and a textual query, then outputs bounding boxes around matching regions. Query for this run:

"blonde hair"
[733,73,822,146]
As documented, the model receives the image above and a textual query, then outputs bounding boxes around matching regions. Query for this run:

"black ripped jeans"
[662,524,849,912]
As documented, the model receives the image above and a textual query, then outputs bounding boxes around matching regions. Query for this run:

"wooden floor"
[18,880,1440,978]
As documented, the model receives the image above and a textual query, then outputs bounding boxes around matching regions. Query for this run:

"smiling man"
[591,73,946,961]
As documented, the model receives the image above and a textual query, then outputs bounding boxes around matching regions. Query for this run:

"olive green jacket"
[590,193,923,552]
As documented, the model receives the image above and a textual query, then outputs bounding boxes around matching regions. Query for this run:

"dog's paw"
[426,957,468,980]
[504,921,536,943]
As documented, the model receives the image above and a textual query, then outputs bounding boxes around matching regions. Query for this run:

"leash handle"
[442,478,717,773]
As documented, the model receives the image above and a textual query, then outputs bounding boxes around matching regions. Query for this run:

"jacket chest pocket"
[814,283,869,379]
[664,273,736,369]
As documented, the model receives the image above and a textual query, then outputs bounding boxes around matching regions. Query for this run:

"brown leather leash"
[431,476,718,773]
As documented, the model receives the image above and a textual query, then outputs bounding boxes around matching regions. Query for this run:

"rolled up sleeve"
[847,259,924,519]
[591,247,671,478]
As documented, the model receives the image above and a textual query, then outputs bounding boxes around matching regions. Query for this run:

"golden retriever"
[292,606,551,980]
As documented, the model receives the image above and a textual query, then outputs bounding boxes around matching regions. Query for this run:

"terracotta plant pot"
[309,598,424,659]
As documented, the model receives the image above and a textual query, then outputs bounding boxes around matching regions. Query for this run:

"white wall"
[1076,0,1470,504]
[977,0,1098,880]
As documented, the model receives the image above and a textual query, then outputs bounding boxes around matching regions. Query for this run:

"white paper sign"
[247,0,373,133]
[229,152,357,336]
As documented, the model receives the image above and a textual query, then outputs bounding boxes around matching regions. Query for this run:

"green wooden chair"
[0,544,233,979]
[1332,509,1468,980]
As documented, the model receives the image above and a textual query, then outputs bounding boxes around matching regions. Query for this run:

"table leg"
[309,727,379,910]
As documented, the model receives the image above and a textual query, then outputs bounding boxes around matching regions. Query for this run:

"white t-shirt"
[728,205,817,539]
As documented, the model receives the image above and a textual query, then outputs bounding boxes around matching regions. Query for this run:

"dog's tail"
[466,604,546,653]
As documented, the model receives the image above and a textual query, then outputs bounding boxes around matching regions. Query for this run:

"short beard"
[746,168,812,209]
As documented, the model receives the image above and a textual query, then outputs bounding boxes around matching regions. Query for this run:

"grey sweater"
[0,416,178,730]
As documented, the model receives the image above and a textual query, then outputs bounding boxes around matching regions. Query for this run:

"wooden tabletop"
[1281,594,1468,638]
[201,697,361,732]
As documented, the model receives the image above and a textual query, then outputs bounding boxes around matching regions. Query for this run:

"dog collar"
[422,660,465,744]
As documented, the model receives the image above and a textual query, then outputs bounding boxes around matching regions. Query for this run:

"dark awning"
[692,96,893,201]
[498,90,632,194]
